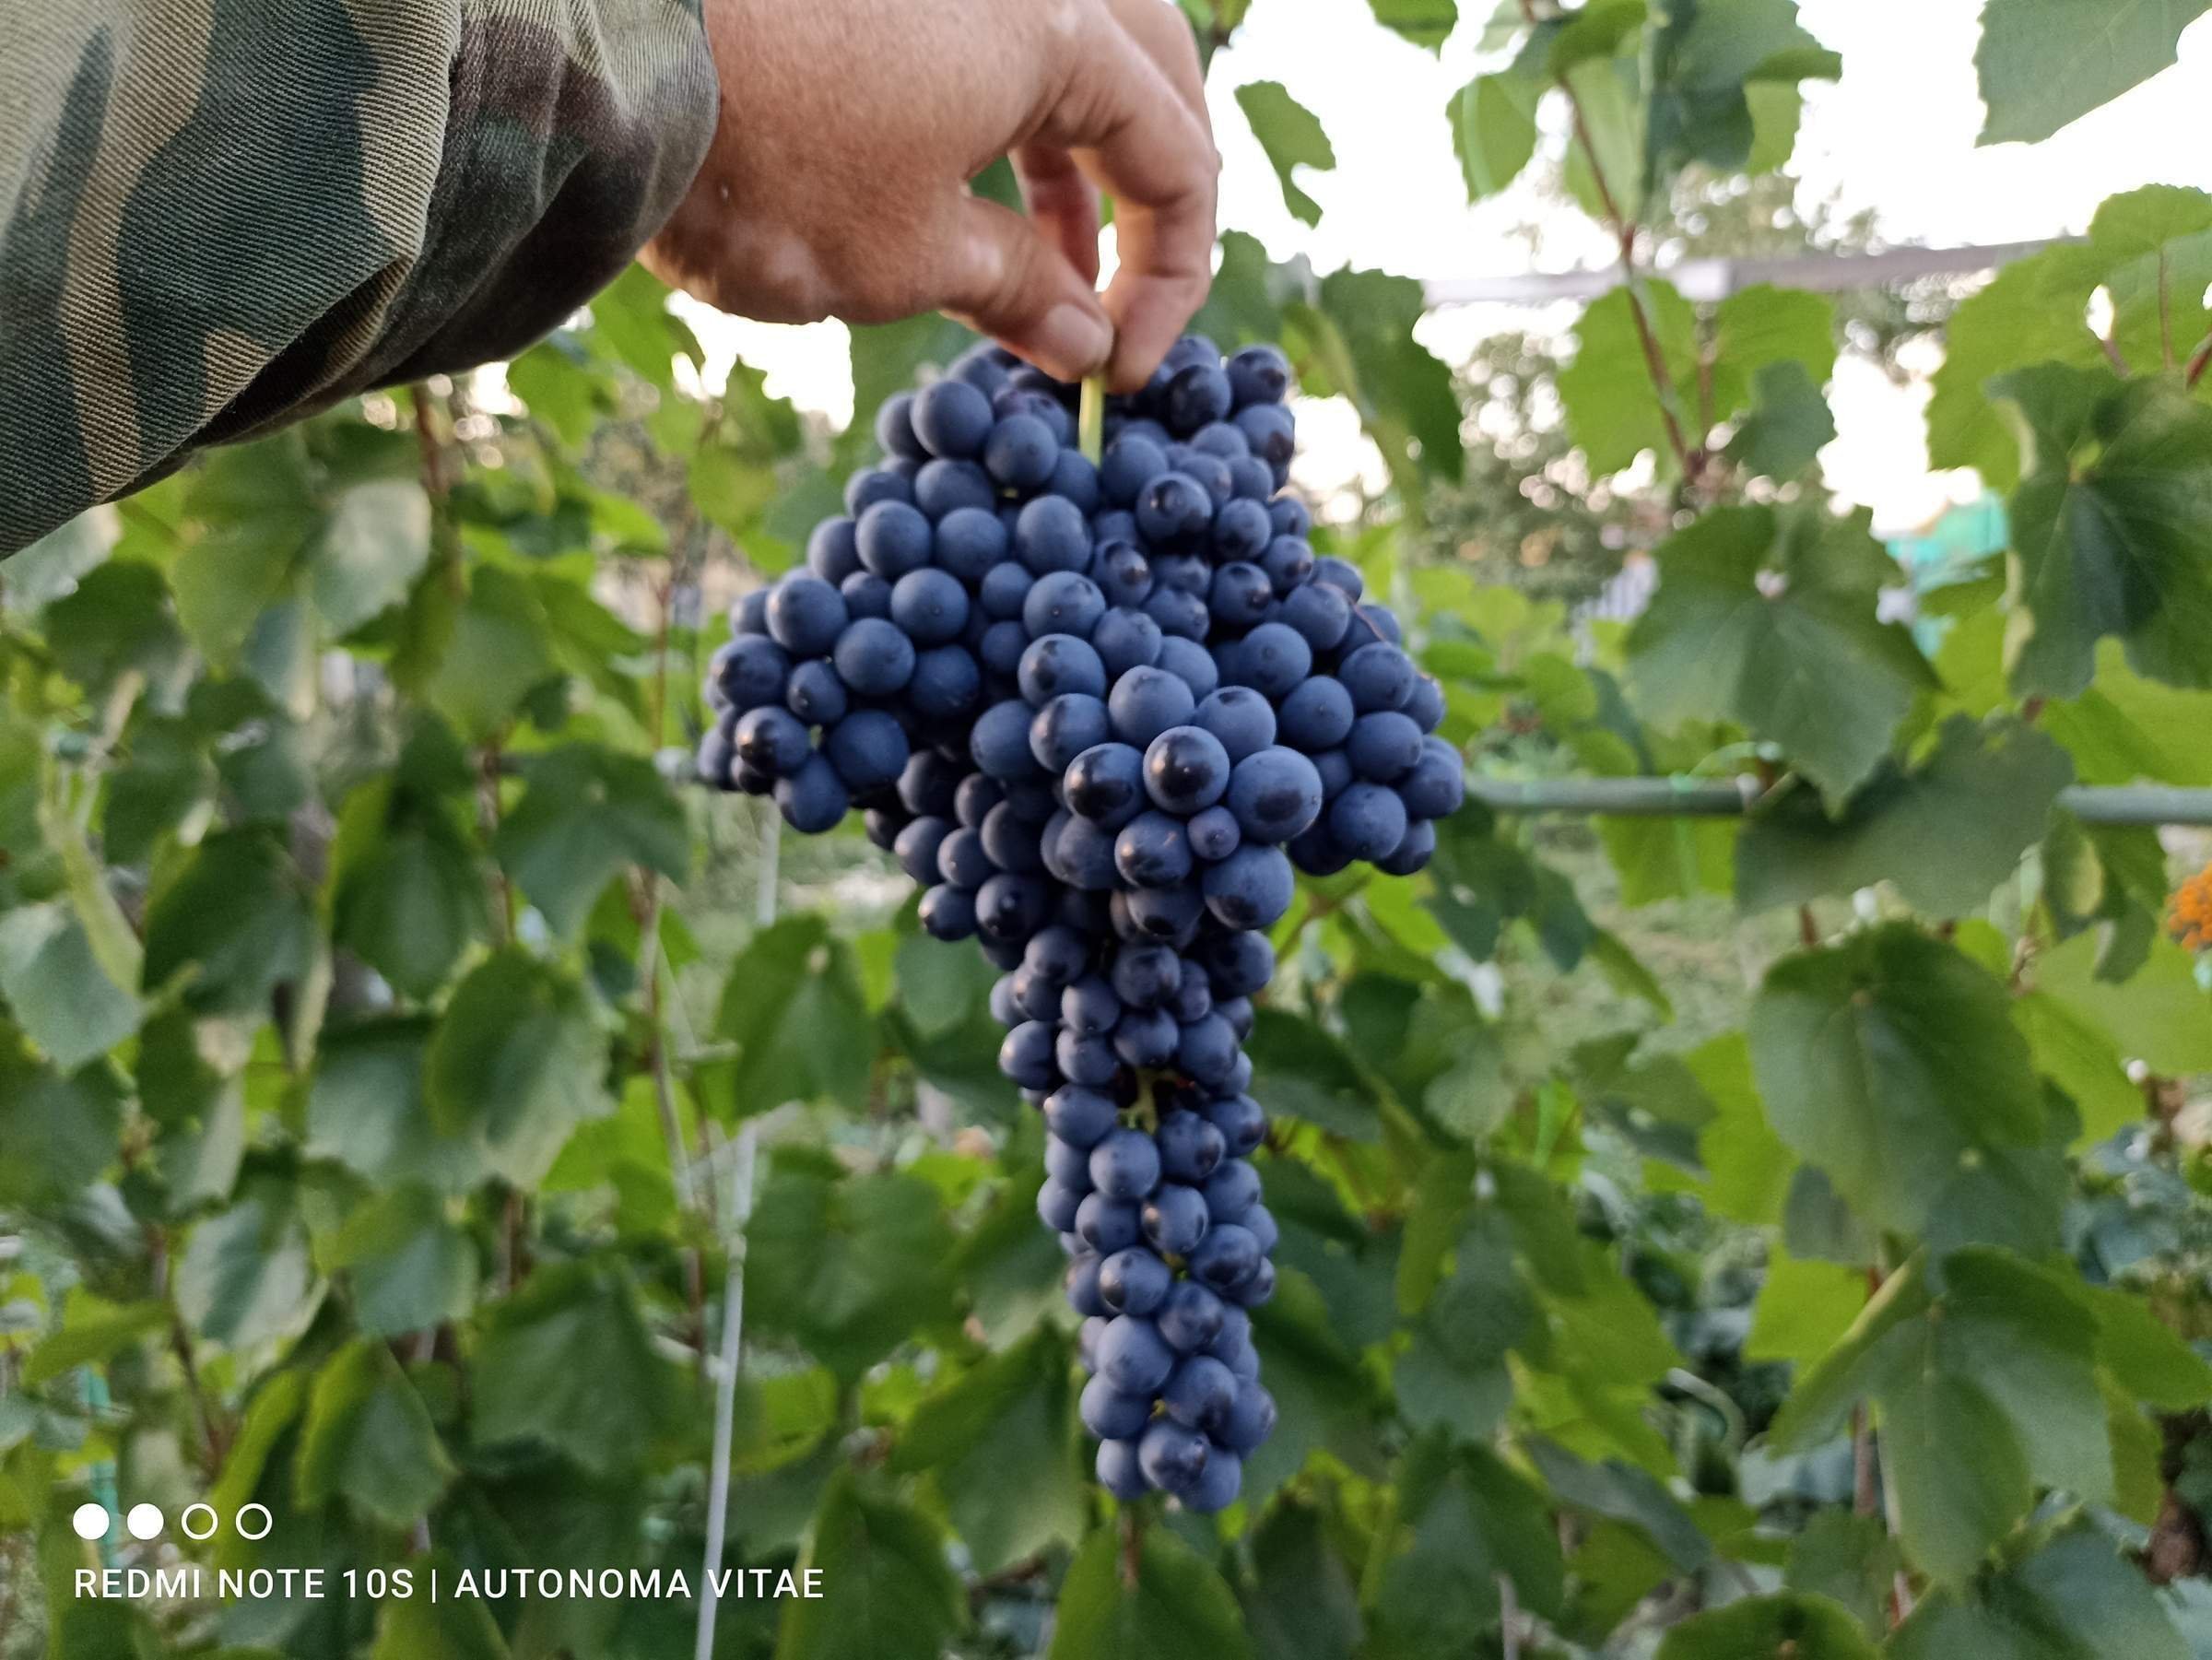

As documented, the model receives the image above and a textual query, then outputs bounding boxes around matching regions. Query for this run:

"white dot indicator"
[125,1504,164,1540]
[71,1503,110,1541]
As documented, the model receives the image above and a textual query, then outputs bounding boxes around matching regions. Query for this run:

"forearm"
[0,0,716,556]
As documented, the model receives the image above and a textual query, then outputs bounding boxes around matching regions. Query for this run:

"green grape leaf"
[1524,1437,1711,1573]
[1363,0,1456,51]
[0,901,139,1069]
[713,916,877,1115]
[1997,367,2212,697]
[1977,0,2212,145]
[2047,643,2212,785]
[1654,1593,1877,1659]
[1236,82,1335,226]
[371,1555,512,1659]
[1888,1515,2190,1658]
[329,780,488,1000]
[1745,1251,1866,1371]
[1925,243,2109,489]
[1560,281,1698,475]
[777,1469,965,1660]
[472,1262,675,1475]
[750,1157,957,1383]
[1050,1522,1253,1660]
[1367,1441,1566,1650]
[889,1328,1085,1572]
[422,565,560,740]
[1448,73,1541,202]
[1785,1512,1901,1642]
[1628,506,1936,799]
[41,559,191,701]
[1734,716,2073,915]
[310,479,431,637]
[0,1037,124,1207]
[1724,359,1837,478]
[1771,1251,2109,1583]
[1247,1007,1382,1140]
[492,744,689,937]
[142,829,317,1016]
[1749,924,2044,1239]
[2031,927,2212,1073]
[324,1186,480,1339]
[507,338,607,447]
[175,1180,322,1350]
[306,1017,492,1195]
[427,949,612,1187]
[1645,0,1839,183]
[1241,1501,1365,1660]
[296,1340,453,1526]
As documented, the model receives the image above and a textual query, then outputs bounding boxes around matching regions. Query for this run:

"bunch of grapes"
[698,334,1464,1512]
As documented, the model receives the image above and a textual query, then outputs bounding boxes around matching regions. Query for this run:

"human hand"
[641,0,1217,392]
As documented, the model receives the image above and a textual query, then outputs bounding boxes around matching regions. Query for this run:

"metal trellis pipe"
[1466,777,2212,828]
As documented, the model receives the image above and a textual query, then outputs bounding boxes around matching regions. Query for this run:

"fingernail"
[1038,304,1112,377]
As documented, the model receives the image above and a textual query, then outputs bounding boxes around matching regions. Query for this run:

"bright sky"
[677,0,2212,536]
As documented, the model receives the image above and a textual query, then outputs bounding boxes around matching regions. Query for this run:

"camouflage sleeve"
[0,0,718,555]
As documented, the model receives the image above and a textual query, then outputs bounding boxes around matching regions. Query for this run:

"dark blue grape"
[1111,1006,1180,1068]
[1176,1013,1240,1086]
[1230,1258,1277,1307]
[1311,555,1363,598]
[1203,1160,1260,1223]
[1062,974,1121,1036]
[1217,1381,1277,1454]
[1097,1438,1147,1499]
[1044,1085,1118,1148]
[907,644,982,720]
[1152,552,1210,595]
[889,568,969,646]
[1077,1194,1144,1255]
[982,799,1047,874]
[894,818,952,885]
[1094,545,1156,612]
[1193,687,1278,764]
[775,753,849,833]
[1329,782,1409,862]
[824,710,909,794]
[1157,636,1221,699]
[1056,1028,1121,1087]
[1187,805,1241,863]
[1100,436,1168,506]
[934,504,1007,582]
[1203,845,1295,930]
[1189,419,1250,460]
[1377,818,1436,877]
[830,617,914,696]
[877,391,927,460]
[1278,580,1352,652]
[980,618,1030,678]
[1203,1093,1266,1158]
[1093,606,1164,677]
[912,377,994,459]
[979,560,1033,620]
[983,412,1059,489]
[719,635,791,711]
[1143,1181,1211,1256]
[1163,364,1234,434]
[1340,642,1417,712]
[1311,748,1354,801]
[1023,571,1107,641]
[1270,496,1313,538]
[844,467,912,515]
[1099,1247,1172,1315]
[1277,675,1354,750]
[1135,472,1214,548]
[1108,666,1197,748]
[975,872,1052,944]
[1198,931,1274,997]
[1242,1205,1279,1255]
[735,706,812,779]
[1018,633,1107,701]
[1081,1375,1155,1441]
[971,698,1045,780]
[937,825,994,889]
[1347,711,1422,783]
[786,658,849,725]
[1235,402,1295,469]
[806,518,862,583]
[1065,742,1147,828]
[1144,725,1232,814]
[1225,747,1324,844]
[913,457,995,519]
[1228,344,1292,406]
[1405,673,1445,733]
[1189,1223,1262,1292]
[1065,1254,1108,1318]
[839,570,892,621]
[1143,584,1211,642]
[1052,813,1121,890]
[1227,455,1276,501]
[1015,494,1093,575]
[1115,811,1194,889]
[1157,1112,1226,1184]
[1030,694,1112,773]
[1045,1134,1092,1187]
[1216,995,1253,1042]
[1212,497,1273,562]
[1158,1281,1226,1352]
[1259,535,1314,593]
[1137,1419,1209,1493]
[1038,1179,1085,1232]
[1208,561,1273,630]
[918,883,977,940]
[1162,1354,1237,1432]
[998,1020,1057,1090]
[855,500,932,579]
[1228,621,1313,700]
[1051,450,1102,514]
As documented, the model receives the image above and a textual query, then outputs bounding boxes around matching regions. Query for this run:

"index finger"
[1035,8,1218,391]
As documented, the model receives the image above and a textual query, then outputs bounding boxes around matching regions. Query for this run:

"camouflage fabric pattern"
[0,0,717,554]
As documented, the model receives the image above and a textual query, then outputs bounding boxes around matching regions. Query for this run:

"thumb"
[939,195,1114,384]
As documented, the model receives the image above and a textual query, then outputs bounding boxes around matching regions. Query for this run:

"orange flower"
[2172,864,2212,952]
